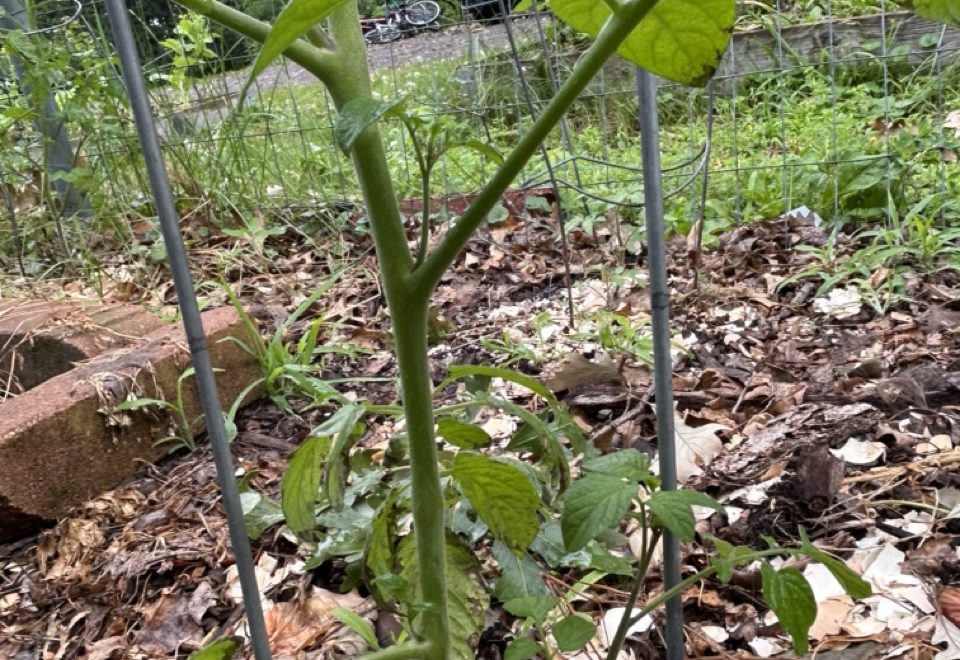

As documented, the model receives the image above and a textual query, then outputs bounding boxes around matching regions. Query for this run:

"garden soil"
[1,192,958,658]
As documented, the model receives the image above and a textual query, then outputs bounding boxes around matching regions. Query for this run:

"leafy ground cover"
[1,189,958,658]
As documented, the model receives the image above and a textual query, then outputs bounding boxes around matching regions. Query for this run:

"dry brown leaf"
[263,587,372,657]
[137,589,205,654]
[670,409,728,484]
[543,352,620,393]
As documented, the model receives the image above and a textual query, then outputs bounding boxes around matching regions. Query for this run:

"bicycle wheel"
[365,23,402,44]
[403,0,440,26]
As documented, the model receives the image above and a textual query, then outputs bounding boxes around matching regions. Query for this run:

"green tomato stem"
[360,641,434,660]
[412,0,661,293]
[174,0,338,83]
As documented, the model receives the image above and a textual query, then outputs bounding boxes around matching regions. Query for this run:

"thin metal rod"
[693,80,716,290]
[101,2,272,658]
[637,67,684,660]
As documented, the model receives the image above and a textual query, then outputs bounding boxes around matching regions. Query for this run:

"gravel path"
[204,15,546,101]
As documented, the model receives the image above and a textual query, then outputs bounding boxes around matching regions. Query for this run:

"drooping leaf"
[905,0,960,25]
[451,453,540,553]
[492,540,550,602]
[330,607,380,650]
[798,528,872,599]
[561,474,636,552]
[188,638,242,660]
[334,97,406,153]
[447,364,559,406]
[244,0,351,96]
[437,418,492,449]
[443,138,505,165]
[364,489,399,588]
[374,572,409,602]
[585,542,635,575]
[648,489,724,542]
[504,637,541,660]
[548,0,735,86]
[281,435,330,540]
[320,404,367,510]
[552,613,597,652]
[814,555,872,600]
[760,563,817,656]
[400,536,487,660]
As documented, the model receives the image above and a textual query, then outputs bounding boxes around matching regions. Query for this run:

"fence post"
[637,66,684,659]
[0,0,92,224]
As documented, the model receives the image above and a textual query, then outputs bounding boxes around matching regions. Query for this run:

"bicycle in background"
[361,0,442,44]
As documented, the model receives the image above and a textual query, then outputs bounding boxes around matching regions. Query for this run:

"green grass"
[3,3,958,277]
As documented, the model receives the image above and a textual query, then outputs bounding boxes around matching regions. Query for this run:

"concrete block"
[0,307,262,541]
[0,300,165,394]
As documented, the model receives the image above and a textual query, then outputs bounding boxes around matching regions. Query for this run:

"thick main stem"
[390,303,449,659]
[324,6,448,658]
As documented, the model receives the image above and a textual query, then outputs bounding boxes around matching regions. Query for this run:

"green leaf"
[374,572,409,602]
[552,613,597,652]
[330,607,380,650]
[114,397,170,412]
[444,138,505,165]
[504,636,541,660]
[798,529,872,600]
[239,491,285,540]
[503,595,558,624]
[188,637,242,660]
[244,0,351,96]
[437,418,492,449]
[472,393,572,489]
[708,536,755,582]
[906,0,960,25]
[816,555,872,599]
[561,474,636,552]
[582,449,650,481]
[451,453,540,553]
[334,97,406,153]
[364,490,398,589]
[548,0,735,86]
[760,563,816,656]
[585,542,634,575]
[492,540,550,602]
[281,435,330,540]
[400,536,487,660]
[446,364,559,406]
[320,404,367,510]
[512,0,533,11]
[648,489,724,542]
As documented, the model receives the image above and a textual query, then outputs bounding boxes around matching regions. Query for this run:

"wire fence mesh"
[1,1,958,268]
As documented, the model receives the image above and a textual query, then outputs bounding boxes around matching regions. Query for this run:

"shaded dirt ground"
[1,192,959,658]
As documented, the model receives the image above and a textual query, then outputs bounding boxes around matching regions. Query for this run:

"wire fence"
[2,2,958,657]
[3,0,959,271]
